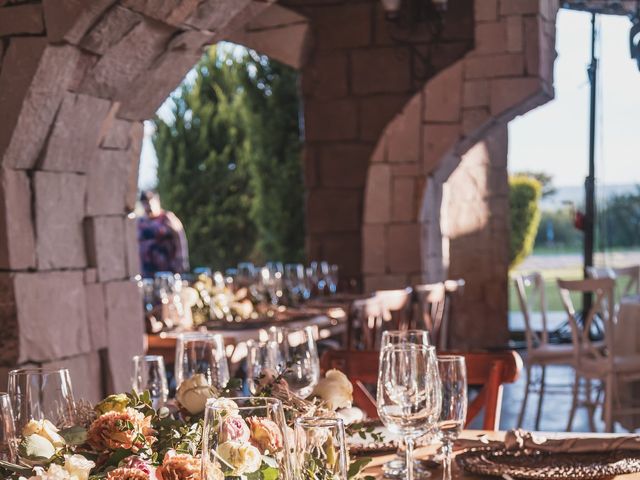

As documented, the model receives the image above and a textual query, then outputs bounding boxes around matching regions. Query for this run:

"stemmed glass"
[284,264,310,303]
[132,355,169,409]
[437,355,467,480]
[294,417,348,480]
[8,368,76,432]
[175,333,230,389]
[0,393,17,462]
[377,344,441,480]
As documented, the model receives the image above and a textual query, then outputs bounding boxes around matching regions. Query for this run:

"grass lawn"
[509,266,583,312]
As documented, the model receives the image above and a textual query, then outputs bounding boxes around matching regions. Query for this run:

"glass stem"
[442,440,453,480]
[405,436,415,480]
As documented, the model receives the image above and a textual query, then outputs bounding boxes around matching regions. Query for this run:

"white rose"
[217,441,262,475]
[312,369,353,411]
[207,397,240,418]
[63,454,95,480]
[19,434,57,462]
[22,420,65,448]
[24,464,69,480]
[176,374,218,415]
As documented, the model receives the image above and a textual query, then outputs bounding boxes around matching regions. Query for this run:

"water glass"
[294,417,348,480]
[326,264,339,294]
[202,397,293,480]
[175,333,230,389]
[437,355,467,480]
[132,355,169,409]
[8,368,76,432]
[269,326,320,398]
[0,393,17,462]
[377,345,441,480]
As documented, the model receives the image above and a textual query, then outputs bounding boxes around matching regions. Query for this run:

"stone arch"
[361,0,558,346]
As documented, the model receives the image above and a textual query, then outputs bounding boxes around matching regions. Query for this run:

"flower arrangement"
[1,370,379,480]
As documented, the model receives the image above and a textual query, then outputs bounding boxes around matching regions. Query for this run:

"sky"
[138,9,640,191]
[508,9,640,187]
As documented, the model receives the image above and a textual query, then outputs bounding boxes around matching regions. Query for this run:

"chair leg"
[517,364,532,428]
[585,379,597,432]
[604,375,614,433]
[567,372,580,432]
[535,365,546,431]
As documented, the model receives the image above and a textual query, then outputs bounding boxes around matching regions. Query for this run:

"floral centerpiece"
[1,370,378,480]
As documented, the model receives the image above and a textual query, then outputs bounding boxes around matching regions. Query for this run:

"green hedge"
[509,175,542,269]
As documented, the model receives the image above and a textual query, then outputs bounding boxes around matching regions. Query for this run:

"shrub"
[509,175,542,269]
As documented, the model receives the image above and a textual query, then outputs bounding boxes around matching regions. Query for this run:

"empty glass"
[132,355,169,409]
[437,355,467,480]
[377,345,441,480]
[0,393,17,462]
[202,397,293,479]
[8,368,76,432]
[175,333,230,389]
[284,264,310,303]
[326,264,339,294]
[295,417,348,480]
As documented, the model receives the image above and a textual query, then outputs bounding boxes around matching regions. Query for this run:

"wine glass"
[269,326,320,398]
[8,368,76,432]
[377,345,441,480]
[0,393,17,462]
[202,397,293,479]
[295,417,348,480]
[132,355,169,409]
[175,333,230,389]
[326,265,339,295]
[437,355,467,480]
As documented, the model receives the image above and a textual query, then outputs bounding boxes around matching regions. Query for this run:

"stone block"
[124,214,141,277]
[318,143,371,188]
[303,146,319,188]
[475,0,497,21]
[301,52,348,99]
[126,123,144,211]
[0,169,36,269]
[359,94,410,141]
[464,53,524,79]
[387,223,421,274]
[351,47,411,95]
[305,99,358,141]
[86,149,131,215]
[184,0,254,30]
[424,63,463,122]
[1,44,81,170]
[490,78,540,116]
[362,224,386,274]
[392,177,416,222]
[524,16,542,77]
[506,15,524,52]
[462,108,491,136]
[307,189,361,234]
[364,274,408,294]
[499,0,539,15]
[84,268,98,284]
[244,4,306,30]
[123,0,200,26]
[13,271,89,364]
[371,141,386,163]
[34,172,87,269]
[0,4,44,36]
[45,351,104,403]
[363,164,391,224]
[85,216,127,282]
[386,93,421,164]
[104,280,144,393]
[40,93,112,173]
[475,21,507,54]
[422,123,461,173]
[62,0,116,44]
[319,232,362,278]
[312,3,372,50]
[43,0,89,42]
[85,283,107,351]
[463,80,489,108]
[80,5,142,55]
[101,117,134,150]
[80,19,177,101]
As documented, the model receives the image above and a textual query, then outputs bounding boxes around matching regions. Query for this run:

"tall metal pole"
[584,12,597,313]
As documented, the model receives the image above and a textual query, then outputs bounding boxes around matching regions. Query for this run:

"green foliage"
[509,175,542,269]
[601,185,640,248]
[513,170,556,198]
[534,209,582,250]
[153,45,304,269]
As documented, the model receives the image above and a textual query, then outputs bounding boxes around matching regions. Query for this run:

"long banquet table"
[363,430,640,479]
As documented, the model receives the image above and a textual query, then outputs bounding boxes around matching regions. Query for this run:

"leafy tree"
[534,209,582,250]
[509,176,542,268]
[514,170,556,198]
[154,47,256,269]
[600,186,640,248]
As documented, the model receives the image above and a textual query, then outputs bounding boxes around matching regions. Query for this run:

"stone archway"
[362,0,558,347]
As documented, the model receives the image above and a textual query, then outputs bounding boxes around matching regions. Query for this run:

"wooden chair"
[587,265,640,299]
[320,349,522,431]
[413,279,465,350]
[513,272,574,430]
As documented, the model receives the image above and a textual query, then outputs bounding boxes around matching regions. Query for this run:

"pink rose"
[246,417,283,454]
[120,456,155,478]
[220,416,250,443]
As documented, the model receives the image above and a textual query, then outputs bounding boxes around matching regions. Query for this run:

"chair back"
[413,279,464,350]
[557,278,616,368]
[320,349,521,431]
[350,288,413,350]
[513,272,549,353]
[587,265,640,299]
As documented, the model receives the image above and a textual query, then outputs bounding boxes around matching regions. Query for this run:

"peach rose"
[106,467,150,480]
[87,408,155,452]
[157,451,223,480]
[246,417,283,454]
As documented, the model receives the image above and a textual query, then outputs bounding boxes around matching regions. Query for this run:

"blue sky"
[138,9,640,191]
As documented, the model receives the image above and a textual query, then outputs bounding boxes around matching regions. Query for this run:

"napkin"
[457,429,640,453]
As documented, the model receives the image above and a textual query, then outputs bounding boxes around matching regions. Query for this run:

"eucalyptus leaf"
[59,426,88,446]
